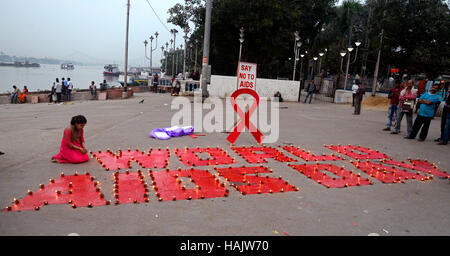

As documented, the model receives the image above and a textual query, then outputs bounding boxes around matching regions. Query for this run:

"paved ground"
[0,92,449,236]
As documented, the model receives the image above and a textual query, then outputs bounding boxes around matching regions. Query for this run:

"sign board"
[237,62,257,90]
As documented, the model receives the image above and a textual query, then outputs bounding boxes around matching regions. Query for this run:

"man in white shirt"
[55,78,62,102]
[66,78,73,101]
[351,80,359,107]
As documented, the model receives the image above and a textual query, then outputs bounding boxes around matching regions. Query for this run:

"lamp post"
[194,39,199,72]
[183,27,189,79]
[343,46,354,90]
[148,32,159,76]
[170,29,178,77]
[318,52,324,75]
[292,31,301,80]
[238,27,245,62]
[165,42,169,73]
[175,47,179,75]
[161,45,165,75]
[123,0,130,95]
[312,56,318,79]
[297,53,305,102]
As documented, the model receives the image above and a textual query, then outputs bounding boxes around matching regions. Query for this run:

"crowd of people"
[380,76,449,145]
[49,77,74,103]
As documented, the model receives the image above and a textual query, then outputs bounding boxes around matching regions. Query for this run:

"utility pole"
[171,29,178,77]
[201,0,212,100]
[372,1,388,96]
[123,0,130,98]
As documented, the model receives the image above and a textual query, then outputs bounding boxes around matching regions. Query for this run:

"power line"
[145,0,171,33]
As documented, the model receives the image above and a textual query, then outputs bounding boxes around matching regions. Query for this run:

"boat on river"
[103,64,120,76]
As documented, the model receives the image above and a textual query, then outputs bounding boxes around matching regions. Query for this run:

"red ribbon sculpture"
[227,89,264,144]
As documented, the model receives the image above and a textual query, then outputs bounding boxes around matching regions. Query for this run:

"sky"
[0,0,184,66]
[0,0,349,67]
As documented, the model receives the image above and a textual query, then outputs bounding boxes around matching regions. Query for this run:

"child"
[52,115,89,163]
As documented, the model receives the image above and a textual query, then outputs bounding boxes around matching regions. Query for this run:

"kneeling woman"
[52,115,89,163]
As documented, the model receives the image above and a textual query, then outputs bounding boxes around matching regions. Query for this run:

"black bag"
[402,102,413,113]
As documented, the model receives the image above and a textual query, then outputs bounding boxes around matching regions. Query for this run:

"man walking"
[383,80,402,131]
[407,84,441,141]
[391,80,417,136]
[303,81,316,104]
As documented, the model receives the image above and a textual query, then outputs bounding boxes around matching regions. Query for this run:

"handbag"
[402,102,413,113]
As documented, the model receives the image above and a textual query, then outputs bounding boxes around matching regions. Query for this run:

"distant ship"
[103,64,120,76]
[61,63,74,70]
[0,61,40,67]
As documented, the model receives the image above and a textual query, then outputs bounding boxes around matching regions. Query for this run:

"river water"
[0,64,122,93]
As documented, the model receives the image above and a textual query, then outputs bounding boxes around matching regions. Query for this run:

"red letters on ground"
[173,147,236,167]
[113,171,149,204]
[232,146,296,163]
[281,145,343,162]
[149,168,229,201]
[3,173,106,212]
[288,163,372,188]
[215,166,299,195]
[324,145,391,160]
[91,148,170,171]
[350,160,431,183]
[381,159,450,179]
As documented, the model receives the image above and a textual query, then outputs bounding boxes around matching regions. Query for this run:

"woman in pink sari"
[52,115,89,163]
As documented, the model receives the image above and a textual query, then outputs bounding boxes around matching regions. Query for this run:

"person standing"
[351,80,359,107]
[438,90,450,145]
[353,81,365,115]
[407,84,441,141]
[89,81,97,99]
[383,80,402,131]
[152,73,159,93]
[61,77,67,102]
[391,80,417,136]
[436,81,449,143]
[66,78,73,101]
[303,81,316,104]
[55,78,62,103]
[415,78,426,113]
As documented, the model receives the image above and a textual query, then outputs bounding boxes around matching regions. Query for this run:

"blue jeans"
[66,90,72,101]
[387,104,398,128]
[304,92,314,104]
[443,112,450,143]
[10,93,18,104]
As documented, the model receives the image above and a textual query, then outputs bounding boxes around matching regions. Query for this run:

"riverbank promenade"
[0,92,449,236]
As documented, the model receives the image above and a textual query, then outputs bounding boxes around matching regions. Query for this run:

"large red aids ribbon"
[227,88,264,144]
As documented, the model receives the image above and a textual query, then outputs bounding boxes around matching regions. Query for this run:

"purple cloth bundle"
[150,125,194,140]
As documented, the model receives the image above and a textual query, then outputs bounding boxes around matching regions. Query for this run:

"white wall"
[209,75,300,101]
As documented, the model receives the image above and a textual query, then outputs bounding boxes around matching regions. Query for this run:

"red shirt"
[389,87,402,105]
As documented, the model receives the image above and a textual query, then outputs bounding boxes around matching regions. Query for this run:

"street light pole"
[343,46,354,90]
[318,52,324,75]
[123,0,130,95]
[183,27,189,79]
[372,29,384,96]
[201,0,212,99]
[239,27,244,62]
[292,31,301,80]
[149,32,159,76]
[297,53,305,102]
[171,29,178,77]
[165,42,169,73]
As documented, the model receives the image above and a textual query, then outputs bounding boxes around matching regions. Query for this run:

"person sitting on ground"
[274,91,283,102]
[406,84,441,141]
[18,85,29,103]
[52,115,89,163]
[10,85,20,104]
[383,80,402,131]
